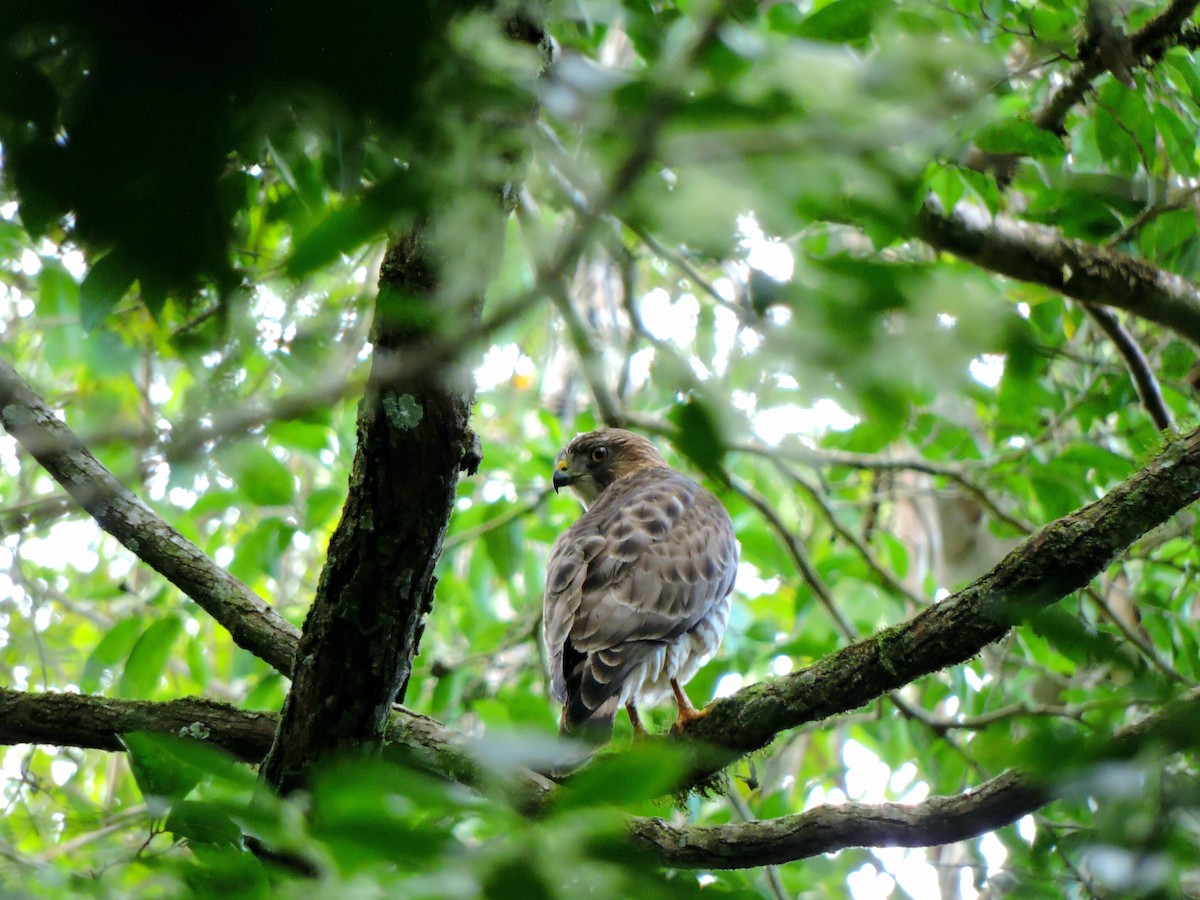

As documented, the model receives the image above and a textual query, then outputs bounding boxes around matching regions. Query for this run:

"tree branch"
[918,200,1200,347]
[8,424,1200,827]
[1082,304,1174,431]
[631,686,1200,869]
[0,358,300,675]
[0,492,75,533]
[5,679,1196,873]
[631,770,1044,869]
[1035,0,1199,137]
[0,688,276,763]
[970,0,1200,181]
[681,423,1200,758]
[0,686,553,807]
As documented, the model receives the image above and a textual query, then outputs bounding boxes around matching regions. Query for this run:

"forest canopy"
[3,1,1200,897]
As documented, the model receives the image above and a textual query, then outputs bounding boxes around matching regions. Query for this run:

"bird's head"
[552,428,668,507]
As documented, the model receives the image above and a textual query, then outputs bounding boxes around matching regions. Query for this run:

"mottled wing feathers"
[543,466,738,733]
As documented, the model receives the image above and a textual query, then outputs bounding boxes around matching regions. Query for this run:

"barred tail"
[560,693,618,745]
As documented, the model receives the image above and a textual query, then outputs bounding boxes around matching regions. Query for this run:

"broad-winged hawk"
[543,428,738,741]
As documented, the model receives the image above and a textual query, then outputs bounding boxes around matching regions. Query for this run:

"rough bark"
[630,770,1046,868]
[0,358,300,675]
[4,417,1200,863]
[0,686,552,806]
[0,688,277,763]
[258,226,487,795]
[8,426,1200,797]
[6,684,1196,869]
[258,15,548,795]
[633,685,1200,868]
[918,200,1200,347]
[0,357,514,789]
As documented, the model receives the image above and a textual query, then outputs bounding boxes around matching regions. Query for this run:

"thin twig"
[1082,304,1174,432]
[771,458,930,610]
[1083,585,1195,688]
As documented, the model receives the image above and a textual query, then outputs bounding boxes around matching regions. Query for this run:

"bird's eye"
[591,446,609,463]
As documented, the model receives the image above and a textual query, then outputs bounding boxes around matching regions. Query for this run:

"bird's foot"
[626,702,652,741]
[669,678,708,735]
[670,703,709,735]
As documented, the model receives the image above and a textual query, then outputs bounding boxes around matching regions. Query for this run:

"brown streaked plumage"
[543,428,738,743]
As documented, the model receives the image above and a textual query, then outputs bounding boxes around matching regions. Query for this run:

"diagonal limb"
[0,359,299,676]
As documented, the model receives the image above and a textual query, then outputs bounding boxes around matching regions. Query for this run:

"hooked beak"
[552,458,575,493]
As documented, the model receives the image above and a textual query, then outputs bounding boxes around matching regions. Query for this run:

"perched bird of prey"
[543,428,738,742]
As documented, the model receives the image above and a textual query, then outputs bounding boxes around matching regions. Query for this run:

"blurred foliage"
[2,0,1200,897]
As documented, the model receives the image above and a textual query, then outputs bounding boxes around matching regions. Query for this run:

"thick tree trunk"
[260,228,484,795]
[260,14,548,796]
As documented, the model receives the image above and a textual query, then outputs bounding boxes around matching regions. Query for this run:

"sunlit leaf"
[82,617,144,693]
[974,118,1065,158]
[225,444,295,507]
[797,0,888,42]
[119,615,184,699]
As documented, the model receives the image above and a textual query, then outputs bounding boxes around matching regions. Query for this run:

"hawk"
[543,428,738,742]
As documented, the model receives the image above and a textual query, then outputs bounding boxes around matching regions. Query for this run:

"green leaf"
[189,489,242,519]
[81,617,144,693]
[119,615,183,699]
[304,487,345,530]
[242,674,286,712]
[556,743,688,809]
[229,518,297,583]
[81,327,139,377]
[483,855,556,900]
[1178,627,1200,680]
[79,250,137,331]
[36,258,79,316]
[36,260,85,371]
[482,516,522,580]
[309,758,463,865]
[1028,607,1138,673]
[797,0,887,42]
[1029,466,1083,520]
[186,636,211,689]
[265,419,332,454]
[183,844,271,899]
[121,732,205,804]
[0,220,27,261]
[1165,49,1200,102]
[166,800,243,846]
[226,444,295,507]
[974,118,1065,158]
[1094,81,1153,174]
[925,163,964,214]
[287,176,418,278]
[1154,103,1200,177]
[668,397,726,481]
[1141,209,1196,264]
